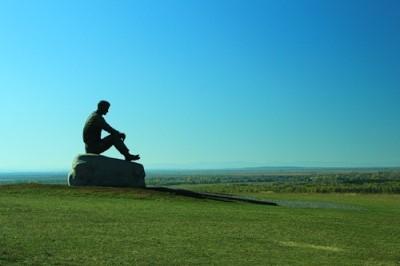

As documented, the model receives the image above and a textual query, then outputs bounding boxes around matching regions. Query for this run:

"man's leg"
[98,135,140,161]
[97,134,129,155]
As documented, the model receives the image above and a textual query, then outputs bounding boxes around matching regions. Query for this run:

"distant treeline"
[146,171,400,193]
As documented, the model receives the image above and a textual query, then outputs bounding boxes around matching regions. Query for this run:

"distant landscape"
[1,167,400,193]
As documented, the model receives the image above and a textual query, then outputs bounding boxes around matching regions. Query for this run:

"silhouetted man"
[83,100,140,161]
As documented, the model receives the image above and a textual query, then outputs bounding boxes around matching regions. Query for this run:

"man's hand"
[119,132,126,141]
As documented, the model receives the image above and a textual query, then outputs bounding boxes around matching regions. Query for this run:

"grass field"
[1,183,399,265]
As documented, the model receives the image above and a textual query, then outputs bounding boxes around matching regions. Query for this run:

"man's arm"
[100,116,120,135]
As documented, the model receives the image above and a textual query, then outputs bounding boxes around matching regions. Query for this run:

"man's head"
[97,100,110,115]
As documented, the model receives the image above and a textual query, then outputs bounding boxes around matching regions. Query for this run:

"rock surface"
[68,154,146,187]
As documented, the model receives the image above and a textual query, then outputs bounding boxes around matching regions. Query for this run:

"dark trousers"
[85,134,129,155]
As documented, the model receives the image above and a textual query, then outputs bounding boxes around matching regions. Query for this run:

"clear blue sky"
[1,0,399,170]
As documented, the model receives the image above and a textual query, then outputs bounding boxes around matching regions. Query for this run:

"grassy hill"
[1,184,399,265]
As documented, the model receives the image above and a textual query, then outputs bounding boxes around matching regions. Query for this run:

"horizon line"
[1,165,399,173]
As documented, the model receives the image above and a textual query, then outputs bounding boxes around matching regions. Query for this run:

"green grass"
[1,184,399,265]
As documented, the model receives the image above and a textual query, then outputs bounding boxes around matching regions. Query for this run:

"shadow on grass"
[147,186,278,206]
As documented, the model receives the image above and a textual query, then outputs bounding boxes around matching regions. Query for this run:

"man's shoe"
[125,154,140,161]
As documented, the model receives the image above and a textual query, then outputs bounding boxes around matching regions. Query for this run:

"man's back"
[83,111,104,145]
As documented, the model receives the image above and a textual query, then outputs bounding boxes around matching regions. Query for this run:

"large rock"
[68,154,146,188]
